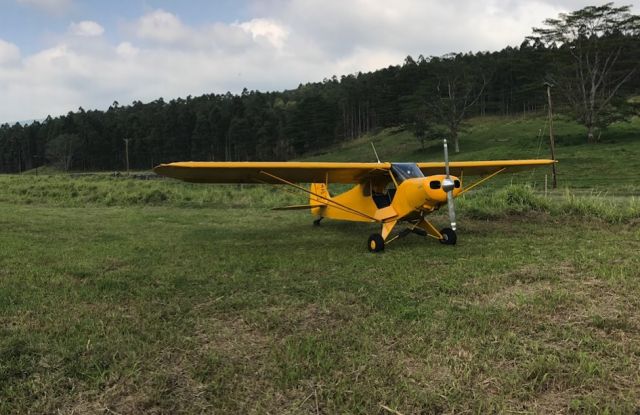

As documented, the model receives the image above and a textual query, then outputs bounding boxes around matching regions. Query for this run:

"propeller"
[441,139,457,231]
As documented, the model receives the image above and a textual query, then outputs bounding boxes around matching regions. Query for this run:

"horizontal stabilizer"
[272,204,325,211]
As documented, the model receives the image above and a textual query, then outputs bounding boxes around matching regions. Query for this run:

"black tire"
[367,233,385,252]
[439,228,457,245]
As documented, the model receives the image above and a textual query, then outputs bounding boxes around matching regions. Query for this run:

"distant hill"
[303,115,640,194]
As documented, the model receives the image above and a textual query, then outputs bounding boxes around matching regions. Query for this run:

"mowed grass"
[1,189,640,413]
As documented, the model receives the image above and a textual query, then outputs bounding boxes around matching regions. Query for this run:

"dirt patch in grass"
[271,302,366,334]
[194,315,272,356]
[520,390,575,414]
[470,260,577,296]
[190,314,315,413]
[65,352,214,415]
[64,315,284,414]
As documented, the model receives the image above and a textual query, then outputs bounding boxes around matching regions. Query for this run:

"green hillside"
[305,116,640,193]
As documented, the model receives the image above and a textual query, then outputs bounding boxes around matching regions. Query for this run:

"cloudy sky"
[0,0,637,123]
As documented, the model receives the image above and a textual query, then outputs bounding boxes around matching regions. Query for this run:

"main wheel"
[439,228,457,245]
[367,233,385,252]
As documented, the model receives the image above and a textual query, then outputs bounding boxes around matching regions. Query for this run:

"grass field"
[1,115,640,414]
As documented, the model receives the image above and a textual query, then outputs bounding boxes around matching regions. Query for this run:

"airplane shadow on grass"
[182,213,451,253]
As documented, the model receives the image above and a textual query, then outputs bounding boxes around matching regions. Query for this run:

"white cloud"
[0,39,21,64]
[254,0,563,60]
[69,21,105,37]
[135,9,190,44]
[0,8,303,122]
[1,0,634,122]
[116,42,139,59]
[235,18,289,49]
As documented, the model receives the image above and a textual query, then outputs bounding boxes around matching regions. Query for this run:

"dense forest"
[1,3,639,173]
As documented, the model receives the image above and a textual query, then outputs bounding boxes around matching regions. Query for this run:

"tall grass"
[458,185,640,223]
[0,174,303,208]
[1,174,638,223]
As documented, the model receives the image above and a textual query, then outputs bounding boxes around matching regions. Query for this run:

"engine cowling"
[390,175,462,217]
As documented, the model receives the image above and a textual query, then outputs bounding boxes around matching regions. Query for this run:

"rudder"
[310,183,330,205]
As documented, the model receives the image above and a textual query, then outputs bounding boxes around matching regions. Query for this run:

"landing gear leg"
[411,218,456,245]
[313,217,324,226]
[412,218,443,240]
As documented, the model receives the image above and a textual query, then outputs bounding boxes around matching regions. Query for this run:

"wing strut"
[259,171,379,222]
[458,168,506,196]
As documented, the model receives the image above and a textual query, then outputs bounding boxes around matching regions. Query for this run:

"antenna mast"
[370,142,381,164]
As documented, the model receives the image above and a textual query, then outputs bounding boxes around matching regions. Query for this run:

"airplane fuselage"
[310,165,462,224]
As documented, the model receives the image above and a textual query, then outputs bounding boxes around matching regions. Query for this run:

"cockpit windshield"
[391,163,424,184]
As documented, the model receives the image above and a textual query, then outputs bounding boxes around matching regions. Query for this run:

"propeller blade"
[443,138,450,177]
[443,138,456,231]
[447,191,457,231]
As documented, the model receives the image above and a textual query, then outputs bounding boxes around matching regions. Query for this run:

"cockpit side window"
[390,163,424,184]
[371,180,396,209]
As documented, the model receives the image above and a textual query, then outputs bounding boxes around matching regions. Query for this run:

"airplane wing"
[153,161,391,184]
[154,160,556,183]
[417,159,556,176]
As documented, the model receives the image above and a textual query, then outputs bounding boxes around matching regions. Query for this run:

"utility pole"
[545,82,558,189]
[123,138,130,175]
[17,138,21,174]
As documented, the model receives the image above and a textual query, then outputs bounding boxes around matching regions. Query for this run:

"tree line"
[1,3,638,173]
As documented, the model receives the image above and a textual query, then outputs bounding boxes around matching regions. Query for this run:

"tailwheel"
[313,217,324,226]
[367,233,385,253]
[439,228,457,245]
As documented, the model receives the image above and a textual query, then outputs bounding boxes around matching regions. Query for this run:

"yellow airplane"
[154,140,555,252]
